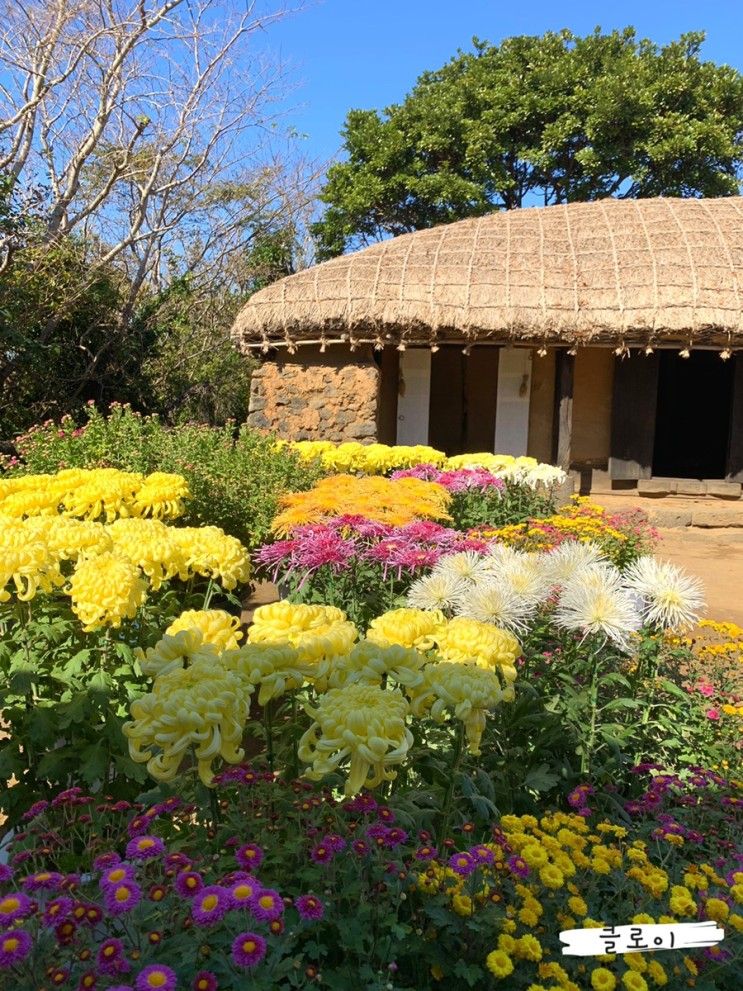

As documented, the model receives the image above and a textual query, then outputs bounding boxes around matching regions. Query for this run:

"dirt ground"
[654,527,743,627]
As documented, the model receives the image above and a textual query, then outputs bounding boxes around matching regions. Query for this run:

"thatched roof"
[231,196,743,353]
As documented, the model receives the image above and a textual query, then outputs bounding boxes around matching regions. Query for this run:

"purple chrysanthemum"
[103,881,142,916]
[96,938,128,975]
[0,866,11,885]
[108,986,134,991]
[42,897,74,927]
[309,842,333,864]
[126,835,165,861]
[231,931,267,969]
[295,894,324,920]
[0,891,33,926]
[22,870,64,892]
[351,839,370,856]
[506,855,530,879]
[174,871,204,898]
[100,863,136,891]
[323,833,346,853]
[235,844,264,870]
[93,852,121,871]
[448,852,477,877]
[228,877,261,909]
[470,844,495,865]
[193,972,218,991]
[135,964,177,991]
[0,929,32,968]
[21,800,49,821]
[414,845,438,861]
[192,886,230,926]
[250,888,283,921]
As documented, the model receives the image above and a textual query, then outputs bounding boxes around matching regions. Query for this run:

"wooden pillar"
[552,349,574,470]
[727,355,743,481]
[609,353,659,480]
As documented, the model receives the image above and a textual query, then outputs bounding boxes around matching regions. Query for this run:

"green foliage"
[313,28,743,257]
[8,403,322,549]
[448,483,555,531]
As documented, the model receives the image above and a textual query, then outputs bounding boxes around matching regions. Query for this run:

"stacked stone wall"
[247,348,379,442]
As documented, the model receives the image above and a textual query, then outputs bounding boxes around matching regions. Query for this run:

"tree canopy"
[312,28,743,259]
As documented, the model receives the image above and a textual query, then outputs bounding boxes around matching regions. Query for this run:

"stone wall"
[247,346,380,442]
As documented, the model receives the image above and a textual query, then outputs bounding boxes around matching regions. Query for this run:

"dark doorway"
[428,346,499,455]
[652,351,734,479]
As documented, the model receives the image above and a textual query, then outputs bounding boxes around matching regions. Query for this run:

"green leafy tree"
[313,28,743,258]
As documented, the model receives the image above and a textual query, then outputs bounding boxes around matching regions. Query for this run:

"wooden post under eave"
[727,355,743,482]
[552,349,575,470]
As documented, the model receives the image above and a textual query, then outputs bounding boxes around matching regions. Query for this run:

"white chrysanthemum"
[406,571,469,613]
[457,579,535,632]
[480,542,523,575]
[433,551,490,583]
[554,569,641,650]
[496,556,552,607]
[542,541,608,586]
[623,556,705,630]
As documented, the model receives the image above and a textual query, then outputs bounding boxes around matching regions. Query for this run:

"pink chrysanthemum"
[231,931,267,969]
[100,864,136,890]
[295,894,324,920]
[228,877,261,909]
[174,871,203,898]
[193,972,218,991]
[93,852,121,871]
[22,870,64,891]
[96,938,129,976]
[103,881,142,916]
[235,843,264,870]
[42,896,74,927]
[0,891,33,926]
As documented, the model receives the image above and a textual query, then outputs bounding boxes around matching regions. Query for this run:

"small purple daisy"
[506,855,530,879]
[250,888,283,921]
[22,870,64,892]
[235,843,264,870]
[414,845,438,861]
[97,938,128,975]
[309,842,333,864]
[135,964,177,991]
[42,897,74,927]
[103,881,142,916]
[192,886,230,926]
[448,852,477,877]
[93,852,121,872]
[295,894,324,920]
[0,929,32,968]
[231,931,267,969]
[0,866,11,884]
[100,864,136,890]
[228,877,260,909]
[126,836,165,861]
[351,839,370,856]
[21,800,49,821]
[470,844,495,865]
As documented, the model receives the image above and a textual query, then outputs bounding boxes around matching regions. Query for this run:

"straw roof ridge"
[231,196,743,351]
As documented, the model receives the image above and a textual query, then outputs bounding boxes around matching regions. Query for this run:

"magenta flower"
[93,852,121,871]
[104,881,142,916]
[235,843,264,870]
[192,886,230,926]
[295,894,324,920]
[351,840,370,856]
[322,833,347,853]
[343,793,378,814]
[414,845,438,861]
[706,708,721,721]
[126,836,165,861]
[231,931,267,969]
[0,866,11,884]
[174,872,204,898]
[0,891,33,926]
[228,877,261,909]
[309,842,333,864]
[42,897,74,927]
[21,800,49,821]
[470,844,495,864]
[507,855,530,879]
[22,870,64,892]
[96,938,128,975]
[0,929,32,968]
[193,972,218,991]
[135,964,177,991]
[250,888,283,921]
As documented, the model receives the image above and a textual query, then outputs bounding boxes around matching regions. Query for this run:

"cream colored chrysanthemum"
[248,601,358,664]
[406,571,469,613]
[68,551,147,630]
[136,629,220,678]
[366,607,446,650]
[495,555,552,607]
[223,642,307,705]
[166,609,243,651]
[313,640,428,693]
[434,551,491,583]
[298,683,413,794]
[623,557,705,630]
[542,542,607,586]
[411,661,505,755]
[555,569,641,650]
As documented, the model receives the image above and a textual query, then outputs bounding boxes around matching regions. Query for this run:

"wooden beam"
[552,349,574,470]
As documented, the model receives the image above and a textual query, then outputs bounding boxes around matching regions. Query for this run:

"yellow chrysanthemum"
[298,683,413,794]
[124,660,252,785]
[366,608,446,651]
[590,968,616,991]
[0,517,63,601]
[485,950,514,980]
[434,616,521,683]
[312,640,428,693]
[223,643,306,706]
[170,526,251,590]
[68,552,147,630]
[166,609,243,652]
[108,518,187,589]
[410,661,504,755]
[136,630,220,678]
[248,601,358,663]
[130,472,190,519]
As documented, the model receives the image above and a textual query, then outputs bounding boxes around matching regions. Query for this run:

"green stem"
[437,720,465,848]
[581,648,601,776]
[264,700,275,773]
[203,578,215,609]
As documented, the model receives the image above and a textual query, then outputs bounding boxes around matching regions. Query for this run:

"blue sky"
[265,0,743,167]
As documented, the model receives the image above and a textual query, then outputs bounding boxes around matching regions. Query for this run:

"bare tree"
[0,0,316,388]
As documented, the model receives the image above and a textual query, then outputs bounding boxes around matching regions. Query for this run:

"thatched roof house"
[232,196,743,491]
